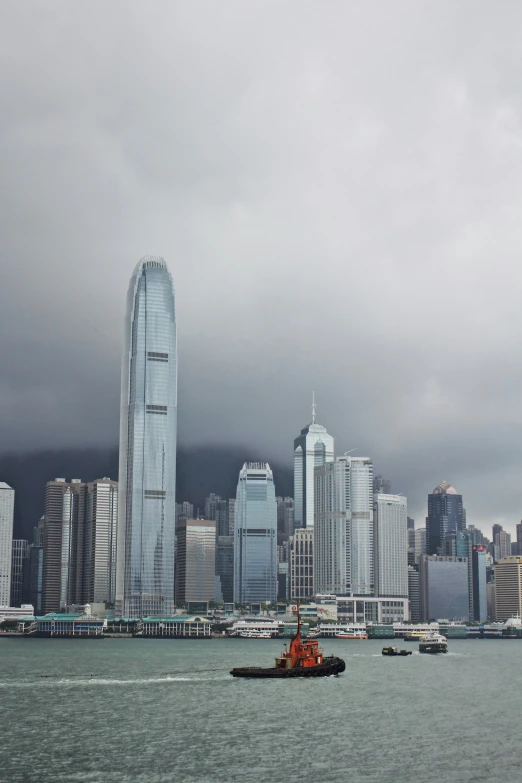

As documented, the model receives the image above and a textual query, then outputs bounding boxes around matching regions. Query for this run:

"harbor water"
[0,637,520,783]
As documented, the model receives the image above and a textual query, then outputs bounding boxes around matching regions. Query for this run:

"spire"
[312,391,316,425]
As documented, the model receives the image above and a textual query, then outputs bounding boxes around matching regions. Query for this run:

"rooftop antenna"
[312,391,316,425]
[343,449,357,456]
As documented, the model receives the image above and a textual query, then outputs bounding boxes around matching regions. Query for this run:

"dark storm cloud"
[1,1,522,532]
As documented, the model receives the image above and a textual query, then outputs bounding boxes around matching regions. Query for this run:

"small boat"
[238,631,273,639]
[418,633,448,654]
[231,606,345,679]
[335,630,368,640]
[382,646,412,657]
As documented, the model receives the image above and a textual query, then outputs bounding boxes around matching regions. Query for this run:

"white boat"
[239,631,273,639]
[335,630,368,640]
[418,632,448,654]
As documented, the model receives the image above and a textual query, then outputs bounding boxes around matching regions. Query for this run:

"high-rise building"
[494,557,522,621]
[373,476,391,495]
[116,257,177,618]
[10,540,29,607]
[83,478,118,605]
[234,463,277,604]
[176,501,194,522]
[215,535,233,603]
[0,483,15,607]
[42,478,87,613]
[23,524,44,616]
[374,494,408,598]
[407,517,415,550]
[414,528,426,558]
[426,481,466,555]
[228,499,236,536]
[419,555,469,622]
[175,519,216,604]
[276,497,294,540]
[314,456,374,596]
[289,528,314,600]
[293,401,334,529]
[471,546,487,622]
[204,495,230,537]
[493,527,511,562]
[408,565,420,622]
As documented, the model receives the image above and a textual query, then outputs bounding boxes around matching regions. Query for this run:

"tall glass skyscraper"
[234,463,277,604]
[116,257,177,618]
[426,481,466,555]
[293,402,334,529]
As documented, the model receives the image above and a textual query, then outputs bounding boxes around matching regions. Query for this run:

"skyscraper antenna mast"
[312,391,316,425]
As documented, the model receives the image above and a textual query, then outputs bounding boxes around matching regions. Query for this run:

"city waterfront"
[1,638,520,783]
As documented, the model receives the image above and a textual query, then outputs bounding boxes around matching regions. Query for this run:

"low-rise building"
[139,616,211,637]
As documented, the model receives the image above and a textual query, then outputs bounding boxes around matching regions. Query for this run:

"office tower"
[467,524,488,548]
[493,527,511,562]
[276,497,294,540]
[440,530,469,558]
[176,501,194,522]
[204,495,229,537]
[204,493,220,522]
[314,456,374,596]
[414,528,426,557]
[175,519,216,604]
[42,478,87,613]
[494,557,522,621]
[408,565,420,622]
[426,481,466,555]
[10,540,29,607]
[0,483,15,606]
[419,555,469,622]
[234,463,277,604]
[289,528,314,600]
[373,476,391,495]
[471,546,487,622]
[515,521,522,556]
[407,517,415,550]
[82,478,118,605]
[116,257,177,618]
[23,525,44,615]
[215,535,233,603]
[374,494,408,598]
[293,400,334,529]
[228,499,236,536]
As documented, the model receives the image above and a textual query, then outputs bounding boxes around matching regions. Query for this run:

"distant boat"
[418,633,448,654]
[404,630,430,641]
[238,631,273,639]
[382,646,412,657]
[335,630,368,640]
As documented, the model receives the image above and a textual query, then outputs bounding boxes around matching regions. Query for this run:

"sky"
[1,1,522,534]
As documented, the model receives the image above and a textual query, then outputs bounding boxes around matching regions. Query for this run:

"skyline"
[2,3,522,533]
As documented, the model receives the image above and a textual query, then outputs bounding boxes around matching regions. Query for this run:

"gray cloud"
[1,1,522,533]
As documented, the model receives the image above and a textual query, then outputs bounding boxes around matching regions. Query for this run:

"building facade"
[419,555,469,622]
[289,528,314,600]
[494,557,522,622]
[471,546,487,622]
[175,519,216,604]
[10,539,29,607]
[0,483,15,606]
[293,404,334,529]
[374,494,408,598]
[234,463,277,604]
[83,479,118,605]
[116,257,177,618]
[215,535,234,603]
[426,481,466,555]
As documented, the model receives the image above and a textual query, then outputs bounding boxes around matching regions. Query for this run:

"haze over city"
[1,2,522,532]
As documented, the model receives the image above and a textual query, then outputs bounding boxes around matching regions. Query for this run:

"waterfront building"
[293,401,334,529]
[414,528,426,558]
[374,494,408,599]
[373,476,391,495]
[471,546,487,622]
[494,556,522,621]
[0,604,35,622]
[42,478,87,613]
[0,483,15,606]
[10,539,29,607]
[83,478,118,605]
[426,481,465,555]
[175,519,216,604]
[233,463,277,604]
[140,615,211,637]
[408,565,420,622]
[33,609,106,637]
[419,555,469,622]
[314,456,374,596]
[315,594,408,623]
[116,257,177,618]
[289,528,314,600]
[215,535,234,603]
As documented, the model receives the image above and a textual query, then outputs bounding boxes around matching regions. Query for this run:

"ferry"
[238,631,273,639]
[335,630,368,640]
[231,606,345,678]
[418,633,448,654]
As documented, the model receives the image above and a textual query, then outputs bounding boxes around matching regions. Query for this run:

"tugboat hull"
[231,656,345,678]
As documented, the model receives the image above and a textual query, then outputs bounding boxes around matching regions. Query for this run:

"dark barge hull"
[231,655,345,678]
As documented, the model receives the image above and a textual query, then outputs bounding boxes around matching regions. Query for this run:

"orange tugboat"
[230,607,345,678]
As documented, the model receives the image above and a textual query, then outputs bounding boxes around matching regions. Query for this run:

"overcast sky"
[1,2,522,533]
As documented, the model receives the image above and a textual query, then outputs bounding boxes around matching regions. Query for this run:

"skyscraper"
[373,475,391,495]
[314,456,374,596]
[419,555,469,621]
[175,519,216,604]
[471,546,487,623]
[234,463,277,604]
[426,481,466,555]
[493,526,511,562]
[289,528,314,600]
[494,557,522,621]
[83,478,118,605]
[293,400,334,529]
[0,483,14,606]
[10,540,29,607]
[374,494,408,598]
[116,257,177,618]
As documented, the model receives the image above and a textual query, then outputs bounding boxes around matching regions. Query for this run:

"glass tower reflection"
[116,257,177,618]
